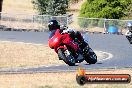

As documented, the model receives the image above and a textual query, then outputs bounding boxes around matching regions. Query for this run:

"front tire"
[126,36,132,44]
[58,49,75,66]
[83,48,97,64]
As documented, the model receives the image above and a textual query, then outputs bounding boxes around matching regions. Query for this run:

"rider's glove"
[61,28,74,34]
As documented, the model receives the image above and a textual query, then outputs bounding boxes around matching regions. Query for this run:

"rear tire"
[58,49,75,66]
[126,36,132,44]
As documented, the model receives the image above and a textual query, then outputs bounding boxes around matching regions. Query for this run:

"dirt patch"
[0,69,131,88]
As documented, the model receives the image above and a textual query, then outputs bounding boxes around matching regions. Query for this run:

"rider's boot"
[74,31,88,49]
[76,49,83,63]
[80,40,88,48]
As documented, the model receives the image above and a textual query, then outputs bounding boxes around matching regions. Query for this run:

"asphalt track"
[0,31,132,73]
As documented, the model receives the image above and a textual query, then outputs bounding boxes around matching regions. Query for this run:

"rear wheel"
[83,47,97,64]
[58,49,75,66]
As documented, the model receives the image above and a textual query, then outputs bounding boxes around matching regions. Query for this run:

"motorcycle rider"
[125,22,132,36]
[127,22,132,32]
[48,19,88,49]
[125,22,132,44]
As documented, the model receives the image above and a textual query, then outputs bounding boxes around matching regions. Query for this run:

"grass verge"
[0,69,131,88]
[2,0,35,14]
[0,41,107,68]
[0,41,64,68]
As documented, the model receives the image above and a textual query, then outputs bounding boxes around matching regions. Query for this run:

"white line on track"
[98,51,113,62]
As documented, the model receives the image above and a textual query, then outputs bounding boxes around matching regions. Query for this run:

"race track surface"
[0,31,132,73]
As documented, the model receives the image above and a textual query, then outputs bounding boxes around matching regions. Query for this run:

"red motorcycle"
[48,29,97,66]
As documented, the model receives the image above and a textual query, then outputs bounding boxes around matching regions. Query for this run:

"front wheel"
[126,36,132,44]
[83,48,97,64]
[58,49,75,66]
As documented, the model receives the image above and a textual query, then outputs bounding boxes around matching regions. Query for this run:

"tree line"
[0,0,131,19]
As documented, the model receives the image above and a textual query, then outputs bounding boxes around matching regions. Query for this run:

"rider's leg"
[74,31,88,48]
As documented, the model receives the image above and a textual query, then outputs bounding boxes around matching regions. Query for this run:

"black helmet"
[48,20,60,31]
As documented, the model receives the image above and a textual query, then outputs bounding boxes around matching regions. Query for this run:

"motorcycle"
[125,30,132,44]
[48,29,97,66]
[125,22,132,44]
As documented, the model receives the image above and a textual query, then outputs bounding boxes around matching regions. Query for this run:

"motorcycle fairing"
[48,29,78,53]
